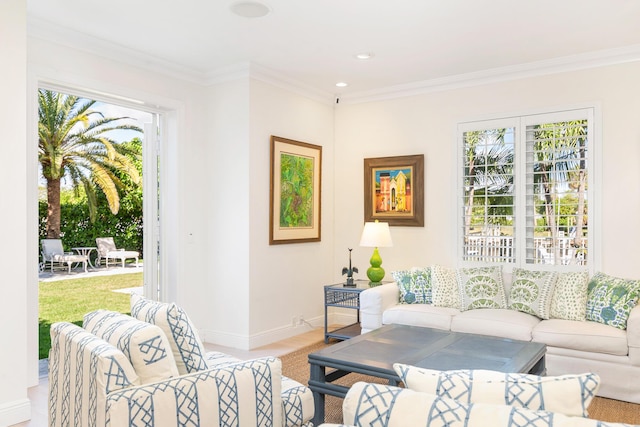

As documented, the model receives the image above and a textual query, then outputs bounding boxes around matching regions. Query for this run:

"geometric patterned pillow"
[508,268,558,319]
[391,267,432,304]
[393,364,600,417]
[586,272,640,330]
[456,266,506,311]
[130,294,208,375]
[83,310,179,384]
[431,265,460,309]
[550,271,590,321]
[342,382,625,427]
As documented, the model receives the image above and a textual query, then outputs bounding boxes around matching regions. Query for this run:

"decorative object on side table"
[359,220,393,283]
[341,248,358,286]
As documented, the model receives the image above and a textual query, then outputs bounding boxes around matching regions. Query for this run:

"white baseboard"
[201,314,325,351]
[0,398,31,426]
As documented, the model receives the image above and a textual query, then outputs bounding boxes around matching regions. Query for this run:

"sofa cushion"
[391,267,432,304]
[532,318,629,356]
[585,272,640,330]
[341,382,628,427]
[456,266,506,311]
[130,294,208,375]
[431,264,460,309]
[393,364,599,417]
[550,271,590,321]
[83,310,179,384]
[382,304,460,331]
[508,268,557,319]
[451,308,540,341]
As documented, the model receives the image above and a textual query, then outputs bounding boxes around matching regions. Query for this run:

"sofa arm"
[628,304,640,365]
[360,282,400,333]
[106,357,284,426]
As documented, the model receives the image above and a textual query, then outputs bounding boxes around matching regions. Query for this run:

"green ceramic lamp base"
[366,247,386,283]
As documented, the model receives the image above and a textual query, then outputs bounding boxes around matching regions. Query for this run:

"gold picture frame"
[270,136,322,244]
[364,154,424,227]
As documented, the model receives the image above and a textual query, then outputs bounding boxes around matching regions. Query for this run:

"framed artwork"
[270,136,322,244]
[364,154,424,227]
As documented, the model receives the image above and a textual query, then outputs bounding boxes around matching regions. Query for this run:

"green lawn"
[39,272,143,359]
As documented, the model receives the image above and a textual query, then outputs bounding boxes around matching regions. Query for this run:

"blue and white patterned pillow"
[391,267,432,304]
[342,382,625,427]
[131,294,208,375]
[586,272,640,330]
[83,310,179,384]
[394,364,599,417]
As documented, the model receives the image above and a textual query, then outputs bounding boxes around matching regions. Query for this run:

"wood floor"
[14,326,327,427]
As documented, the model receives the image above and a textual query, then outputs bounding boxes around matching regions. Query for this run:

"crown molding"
[27,16,209,85]
[338,44,640,105]
[27,16,640,106]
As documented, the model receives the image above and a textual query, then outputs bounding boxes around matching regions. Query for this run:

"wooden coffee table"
[308,324,546,425]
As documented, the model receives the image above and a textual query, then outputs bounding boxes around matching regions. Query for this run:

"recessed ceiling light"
[230,1,271,18]
[336,82,348,88]
[355,52,375,60]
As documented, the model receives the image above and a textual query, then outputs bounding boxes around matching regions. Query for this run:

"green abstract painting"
[280,153,314,227]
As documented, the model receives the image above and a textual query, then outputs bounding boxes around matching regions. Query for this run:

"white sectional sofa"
[359,267,640,404]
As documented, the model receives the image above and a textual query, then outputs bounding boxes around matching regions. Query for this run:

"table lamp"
[359,220,393,283]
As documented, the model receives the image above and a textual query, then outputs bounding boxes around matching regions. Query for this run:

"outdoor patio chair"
[41,239,88,273]
[95,237,139,268]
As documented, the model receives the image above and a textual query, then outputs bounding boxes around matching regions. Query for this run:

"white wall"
[0,1,31,424]
[198,77,336,349]
[334,62,640,280]
[248,79,335,347]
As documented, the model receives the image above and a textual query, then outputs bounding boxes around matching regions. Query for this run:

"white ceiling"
[27,0,640,102]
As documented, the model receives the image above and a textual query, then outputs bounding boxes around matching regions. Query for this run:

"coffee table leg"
[310,363,326,425]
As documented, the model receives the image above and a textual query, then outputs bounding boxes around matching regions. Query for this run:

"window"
[458,108,595,271]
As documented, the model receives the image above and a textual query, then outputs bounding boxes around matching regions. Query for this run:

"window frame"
[456,106,600,274]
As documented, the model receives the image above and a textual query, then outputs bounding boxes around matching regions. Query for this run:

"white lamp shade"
[359,221,393,248]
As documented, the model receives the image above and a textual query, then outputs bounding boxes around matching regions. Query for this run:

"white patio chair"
[41,239,88,273]
[95,237,139,268]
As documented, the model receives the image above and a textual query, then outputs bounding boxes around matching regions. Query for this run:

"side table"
[72,247,97,268]
[324,279,389,343]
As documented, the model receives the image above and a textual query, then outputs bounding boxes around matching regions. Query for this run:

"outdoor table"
[72,247,97,268]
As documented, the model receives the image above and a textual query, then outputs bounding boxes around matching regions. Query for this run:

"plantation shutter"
[459,120,516,264]
[522,111,591,267]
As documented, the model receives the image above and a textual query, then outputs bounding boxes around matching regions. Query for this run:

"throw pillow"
[508,268,558,319]
[550,271,590,321]
[431,265,460,309]
[130,294,208,375]
[393,364,600,417]
[586,272,640,330]
[391,267,432,304]
[456,266,506,311]
[342,382,625,427]
[83,310,179,384]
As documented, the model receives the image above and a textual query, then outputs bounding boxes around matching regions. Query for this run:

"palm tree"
[38,89,142,238]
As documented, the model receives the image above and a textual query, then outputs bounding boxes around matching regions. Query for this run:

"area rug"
[279,341,640,425]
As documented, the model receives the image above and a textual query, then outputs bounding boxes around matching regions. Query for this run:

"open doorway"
[36,86,157,360]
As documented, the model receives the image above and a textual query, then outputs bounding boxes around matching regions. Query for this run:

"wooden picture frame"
[364,154,424,227]
[270,136,322,244]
